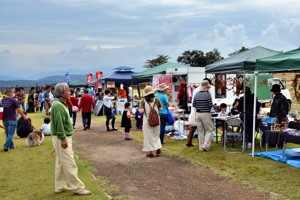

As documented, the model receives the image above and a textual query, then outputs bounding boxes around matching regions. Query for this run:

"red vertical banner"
[95,71,103,91]
[87,73,93,83]
[96,71,103,79]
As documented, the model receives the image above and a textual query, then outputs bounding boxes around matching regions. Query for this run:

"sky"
[0,0,300,80]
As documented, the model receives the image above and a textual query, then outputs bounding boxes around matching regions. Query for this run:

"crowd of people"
[0,78,290,195]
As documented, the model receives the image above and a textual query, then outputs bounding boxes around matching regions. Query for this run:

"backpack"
[145,98,160,127]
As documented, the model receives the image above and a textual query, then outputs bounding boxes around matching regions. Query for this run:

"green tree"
[228,46,249,56]
[144,54,170,68]
[177,49,223,67]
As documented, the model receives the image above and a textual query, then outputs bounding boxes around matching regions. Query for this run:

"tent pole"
[243,71,246,151]
[252,71,259,157]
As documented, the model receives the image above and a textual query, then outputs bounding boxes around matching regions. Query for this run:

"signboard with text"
[107,82,115,88]
[152,74,173,90]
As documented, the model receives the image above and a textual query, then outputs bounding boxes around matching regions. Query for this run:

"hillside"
[0,75,86,87]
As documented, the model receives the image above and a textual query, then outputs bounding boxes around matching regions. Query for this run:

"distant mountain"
[0,74,86,87]
[0,75,23,81]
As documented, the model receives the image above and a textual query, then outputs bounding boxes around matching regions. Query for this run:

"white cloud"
[1,0,300,79]
[86,45,134,50]
[259,20,300,51]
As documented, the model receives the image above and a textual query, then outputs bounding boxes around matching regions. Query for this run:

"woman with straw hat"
[155,83,170,144]
[139,86,163,157]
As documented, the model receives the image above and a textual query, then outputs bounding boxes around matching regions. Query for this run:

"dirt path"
[73,117,269,200]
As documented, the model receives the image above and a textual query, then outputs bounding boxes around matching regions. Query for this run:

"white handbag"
[72,106,79,112]
[69,100,78,112]
[188,109,197,126]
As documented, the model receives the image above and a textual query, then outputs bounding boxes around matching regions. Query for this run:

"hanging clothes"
[177,82,188,112]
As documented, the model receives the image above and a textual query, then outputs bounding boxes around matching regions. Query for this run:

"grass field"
[109,115,300,200]
[0,113,109,200]
[1,73,300,200]
[1,112,300,199]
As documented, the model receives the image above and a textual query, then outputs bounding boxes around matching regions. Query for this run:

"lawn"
[107,114,300,200]
[2,111,300,199]
[0,113,109,200]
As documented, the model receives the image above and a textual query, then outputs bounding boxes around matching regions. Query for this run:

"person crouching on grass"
[121,102,134,140]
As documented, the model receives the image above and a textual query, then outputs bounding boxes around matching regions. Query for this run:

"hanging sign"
[152,74,173,90]
[107,82,115,88]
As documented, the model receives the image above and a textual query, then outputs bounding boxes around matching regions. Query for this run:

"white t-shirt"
[40,123,51,136]
[103,95,114,108]
[49,92,54,103]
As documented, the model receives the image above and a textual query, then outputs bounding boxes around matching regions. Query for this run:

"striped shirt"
[192,91,213,113]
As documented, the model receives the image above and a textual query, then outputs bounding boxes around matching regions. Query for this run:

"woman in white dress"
[139,86,163,158]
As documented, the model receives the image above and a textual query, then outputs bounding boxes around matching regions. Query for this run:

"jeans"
[159,114,168,144]
[82,112,91,128]
[3,120,17,150]
[40,101,44,112]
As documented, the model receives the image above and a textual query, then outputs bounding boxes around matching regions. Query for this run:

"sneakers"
[3,149,8,152]
[74,189,92,196]
[125,138,133,141]
[55,186,73,194]
[111,128,118,131]
[146,153,154,158]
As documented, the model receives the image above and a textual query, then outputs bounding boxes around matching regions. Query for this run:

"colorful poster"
[95,71,103,91]
[152,74,173,90]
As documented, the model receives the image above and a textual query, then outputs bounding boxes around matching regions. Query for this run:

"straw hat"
[157,83,169,91]
[143,86,156,97]
[200,80,211,91]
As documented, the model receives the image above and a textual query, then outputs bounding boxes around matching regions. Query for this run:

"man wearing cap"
[187,78,212,147]
[270,84,289,123]
[155,83,170,144]
[192,80,213,151]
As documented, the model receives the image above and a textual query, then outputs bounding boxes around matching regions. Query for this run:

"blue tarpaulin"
[251,148,300,169]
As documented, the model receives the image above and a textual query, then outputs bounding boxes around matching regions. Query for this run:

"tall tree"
[144,54,170,68]
[177,49,223,67]
[228,46,249,56]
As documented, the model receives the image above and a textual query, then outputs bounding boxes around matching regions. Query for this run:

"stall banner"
[152,74,173,90]
[107,82,115,88]
[95,71,103,91]
[87,73,93,83]
[96,71,103,79]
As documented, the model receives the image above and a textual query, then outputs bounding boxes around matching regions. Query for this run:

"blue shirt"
[38,92,44,102]
[87,88,93,95]
[155,92,168,115]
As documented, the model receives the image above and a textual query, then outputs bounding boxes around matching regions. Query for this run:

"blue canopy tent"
[99,66,140,84]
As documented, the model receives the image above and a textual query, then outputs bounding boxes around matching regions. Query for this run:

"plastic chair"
[224,118,244,153]
[257,117,276,149]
